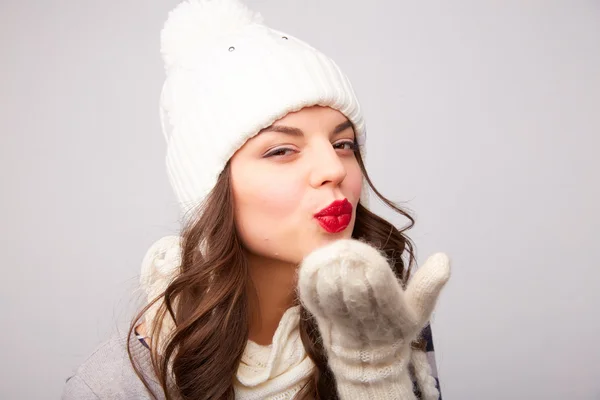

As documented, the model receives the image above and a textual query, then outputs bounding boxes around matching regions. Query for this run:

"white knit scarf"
[140,236,314,400]
[235,306,314,399]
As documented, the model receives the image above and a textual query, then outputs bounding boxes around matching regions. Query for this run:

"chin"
[297,225,356,260]
[316,230,352,246]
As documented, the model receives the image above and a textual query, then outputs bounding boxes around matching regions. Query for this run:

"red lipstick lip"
[314,199,353,233]
[314,199,353,217]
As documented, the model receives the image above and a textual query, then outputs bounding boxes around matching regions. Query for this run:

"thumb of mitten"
[405,252,451,326]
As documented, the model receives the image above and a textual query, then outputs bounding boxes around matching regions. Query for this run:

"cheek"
[344,159,364,204]
[232,169,305,256]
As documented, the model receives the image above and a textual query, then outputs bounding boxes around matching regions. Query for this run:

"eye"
[264,147,297,158]
[333,140,358,151]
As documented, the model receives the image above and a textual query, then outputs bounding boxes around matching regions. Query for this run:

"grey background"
[1,0,599,399]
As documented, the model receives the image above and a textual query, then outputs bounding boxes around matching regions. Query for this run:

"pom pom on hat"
[161,0,264,71]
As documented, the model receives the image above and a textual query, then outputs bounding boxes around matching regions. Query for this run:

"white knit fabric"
[141,236,449,399]
[297,239,451,400]
[410,349,441,400]
[139,235,180,354]
[140,238,314,399]
[235,306,314,400]
[160,0,368,214]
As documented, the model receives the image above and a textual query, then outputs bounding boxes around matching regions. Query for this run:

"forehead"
[270,106,349,130]
[232,106,354,158]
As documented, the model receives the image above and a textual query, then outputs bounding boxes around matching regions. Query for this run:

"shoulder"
[62,333,163,400]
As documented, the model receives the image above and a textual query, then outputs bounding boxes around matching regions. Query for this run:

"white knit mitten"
[297,239,450,400]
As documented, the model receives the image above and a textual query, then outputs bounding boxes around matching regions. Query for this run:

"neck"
[246,252,298,345]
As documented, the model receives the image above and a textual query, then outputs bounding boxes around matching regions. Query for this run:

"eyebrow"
[260,119,353,137]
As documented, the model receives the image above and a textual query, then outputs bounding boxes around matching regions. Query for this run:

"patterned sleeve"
[412,324,442,399]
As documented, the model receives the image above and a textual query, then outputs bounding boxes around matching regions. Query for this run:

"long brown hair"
[128,143,417,400]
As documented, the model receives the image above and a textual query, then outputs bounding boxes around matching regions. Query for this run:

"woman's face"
[230,106,363,265]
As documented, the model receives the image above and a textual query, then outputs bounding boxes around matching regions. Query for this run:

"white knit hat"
[160,0,367,213]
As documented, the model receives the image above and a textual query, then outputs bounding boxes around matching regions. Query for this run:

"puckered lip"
[314,199,353,217]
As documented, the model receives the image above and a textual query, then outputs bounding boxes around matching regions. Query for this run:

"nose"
[309,142,347,189]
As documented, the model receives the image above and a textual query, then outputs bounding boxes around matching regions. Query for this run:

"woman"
[62,1,451,399]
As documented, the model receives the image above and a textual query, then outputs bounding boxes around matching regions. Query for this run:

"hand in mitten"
[297,239,450,400]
